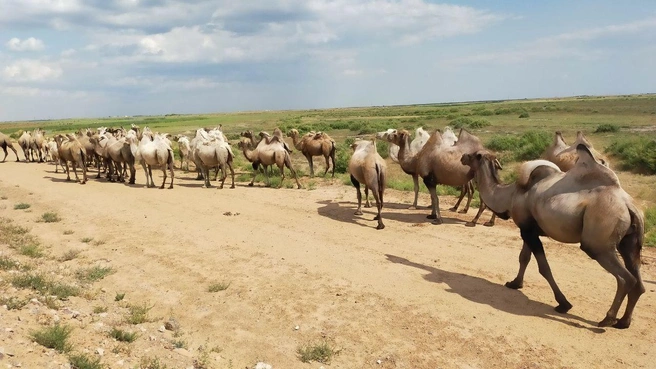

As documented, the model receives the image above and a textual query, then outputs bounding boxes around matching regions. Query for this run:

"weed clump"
[605,138,656,174]
[14,203,30,210]
[31,324,74,353]
[594,124,620,133]
[297,341,338,364]
[486,131,551,162]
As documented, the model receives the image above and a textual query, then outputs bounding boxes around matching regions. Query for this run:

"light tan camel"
[543,131,608,171]
[46,139,60,173]
[126,129,174,189]
[240,130,274,175]
[17,130,33,162]
[29,128,46,162]
[191,132,235,189]
[54,134,88,184]
[461,145,645,329]
[174,135,192,171]
[237,137,301,189]
[0,132,19,162]
[104,131,136,184]
[348,138,387,230]
[287,129,336,177]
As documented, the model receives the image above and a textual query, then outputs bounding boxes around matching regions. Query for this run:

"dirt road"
[1,159,654,369]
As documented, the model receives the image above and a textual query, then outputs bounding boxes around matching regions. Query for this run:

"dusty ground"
[0,157,655,369]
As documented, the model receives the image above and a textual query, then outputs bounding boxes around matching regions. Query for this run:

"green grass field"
[2,93,655,244]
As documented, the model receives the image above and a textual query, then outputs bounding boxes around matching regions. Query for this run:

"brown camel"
[54,134,88,184]
[348,138,387,229]
[543,131,608,171]
[407,128,484,224]
[237,137,301,189]
[287,129,336,177]
[461,146,645,329]
[0,132,19,162]
[17,130,33,162]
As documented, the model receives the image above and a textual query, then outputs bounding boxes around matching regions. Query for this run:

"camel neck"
[475,161,516,217]
[291,135,303,150]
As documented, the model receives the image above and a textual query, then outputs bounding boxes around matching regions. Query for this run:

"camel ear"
[494,158,503,170]
[476,153,482,161]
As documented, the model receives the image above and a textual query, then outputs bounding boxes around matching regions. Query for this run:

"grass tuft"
[297,341,338,364]
[63,230,75,235]
[93,305,108,314]
[40,212,61,223]
[81,237,94,243]
[11,273,80,299]
[172,339,187,349]
[138,357,168,369]
[31,324,74,353]
[0,256,20,270]
[60,249,81,261]
[115,293,125,302]
[19,243,45,258]
[594,123,620,133]
[0,296,29,310]
[75,265,114,283]
[110,328,138,343]
[14,203,30,210]
[68,353,106,369]
[125,303,153,325]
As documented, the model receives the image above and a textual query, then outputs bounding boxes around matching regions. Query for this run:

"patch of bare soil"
[0,160,654,369]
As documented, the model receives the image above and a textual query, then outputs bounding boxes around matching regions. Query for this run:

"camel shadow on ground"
[385,254,606,334]
[316,199,465,228]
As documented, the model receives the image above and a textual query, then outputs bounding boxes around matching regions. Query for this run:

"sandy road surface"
[0,159,655,369]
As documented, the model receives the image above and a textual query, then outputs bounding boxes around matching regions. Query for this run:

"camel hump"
[517,160,561,188]
[575,143,596,164]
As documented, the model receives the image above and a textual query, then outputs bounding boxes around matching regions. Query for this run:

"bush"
[450,117,491,129]
[594,124,620,133]
[334,138,354,174]
[494,108,512,115]
[376,140,389,159]
[485,130,551,162]
[605,138,656,174]
[518,112,530,118]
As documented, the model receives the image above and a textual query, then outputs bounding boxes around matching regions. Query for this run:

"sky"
[1,0,655,122]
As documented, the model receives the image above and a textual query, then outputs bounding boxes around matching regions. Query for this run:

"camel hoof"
[373,215,380,220]
[364,204,372,208]
[598,316,617,327]
[80,181,86,185]
[504,280,523,289]
[65,178,71,182]
[554,302,573,314]
[354,210,363,216]
[458,209,468,214]
[248,183,254,187]
[465,222,476,227]
[230,185,235,189]
[613,318,631,329]
[484,222,495,227]
[129,181,135,185]
[376,224,385,230]
[431,218,443,225]
[426,214,437,220]
[449,207,458,212]
[168,185,173,189]
[297,185,302,189]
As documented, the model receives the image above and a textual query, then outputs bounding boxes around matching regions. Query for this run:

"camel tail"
[167,148,174,166]
[79,148,87,166]
[330,141,336,175]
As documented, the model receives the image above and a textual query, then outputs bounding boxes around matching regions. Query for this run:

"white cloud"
[2,59,63,81]
[60,48,76,57]
[0,85,86,98]
[6,37,45,51]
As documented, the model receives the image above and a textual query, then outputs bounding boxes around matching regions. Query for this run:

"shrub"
[594,124,620,133]
[334,137,355,174]
[40,212,61,223]
[110,328,138,343]
[450,117,490,129]
[68,353,105,369]
[605,138,656,174]
[494,108,512,115]
[31,324,74,353]
[519,112,530,118]
[376,140,389,159]
[14,203,30,210]
[297,341,337,364]
[485,131,551,162]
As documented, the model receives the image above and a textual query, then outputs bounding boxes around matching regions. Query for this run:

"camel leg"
[459,181,474,213]
[148,166,155,188]
[63,161,71,181]
[372,186,384,230]
[520,227,572,313]
[466,202,486,227]
[80,158,87,184]
[71,161,80,183]
[364,186,372,208]
[278,163,286,188]
[614,233,645,329]
[168,162,174,189]
[12,145,19,162]
[307,155,314,177]
[351,175,363,215]
[594,251,636,327]
[218,164,226,189]
[203,166,212,188]
[505,242,532,289]
[128,163,136,185]
[408,174,420,210]
[450,185,467,212]
[228,162,235,189]
[323,154,330,177]
[286,159,301,189]
[484,213,497,227]
[423,174,442,224]
[160,167,167,189]
[248,166,257,187]
[1,146,7,162]
[141,164,149,187]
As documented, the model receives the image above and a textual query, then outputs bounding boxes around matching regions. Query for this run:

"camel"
[29,128,46,162]
[237,136,301,189]
[461,145,645,329]
[410,128,484,224]
[104,131,136,184]
[377,127,431,163]
[191,131,235,189]
[76,130,99,169]
[17,130,32,161]
[0,132,19,162]
[126,129,174,189]
[54,134,88,184]
[543,131,608,171]
[240,130,275,175]
[348,138,387,230]
[286,129,336,177]
[175,135,192,171]
[46,139,60,173]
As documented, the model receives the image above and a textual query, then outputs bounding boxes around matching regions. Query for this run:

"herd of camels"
[0,124,646,330]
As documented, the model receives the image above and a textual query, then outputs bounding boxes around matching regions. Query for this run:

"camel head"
[240,130,253,139]
[258,131,271,139]
[461,151,502,173]
[286,129,299,138]
[376,128,396,140]
[385,130,410,146]
[237,138,252,150]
